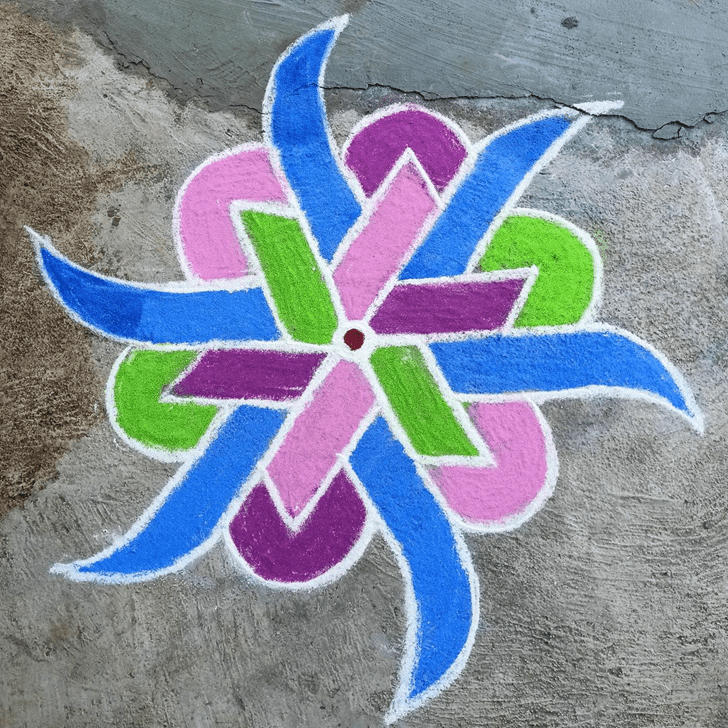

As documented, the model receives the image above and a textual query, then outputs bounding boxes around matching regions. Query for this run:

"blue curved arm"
[268,19,361,260]
[55,405,286,581]
[350,416,476,716]
[430,329,700,422]
[401,115,575,280]
[38,245,280,345]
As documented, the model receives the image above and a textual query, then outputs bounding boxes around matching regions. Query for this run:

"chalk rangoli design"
[28,17,702,722]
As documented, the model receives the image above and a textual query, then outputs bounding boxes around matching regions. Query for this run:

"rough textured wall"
[2,3,728,727]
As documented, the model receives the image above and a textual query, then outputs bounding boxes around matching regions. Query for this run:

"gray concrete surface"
[3,4,728,727]
[14,0,728,131]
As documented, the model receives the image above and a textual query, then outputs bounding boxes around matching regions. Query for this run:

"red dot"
[344,328,365,351]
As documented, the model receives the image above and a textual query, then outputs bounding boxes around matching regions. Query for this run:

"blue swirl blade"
[37,244,280,344]
[350,416,475,711]
[58,406,285,581]
[430,329,698,420]
[268,20,361,260]
[401,115,574,280]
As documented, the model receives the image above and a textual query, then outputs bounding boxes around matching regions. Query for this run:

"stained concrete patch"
[0,5,142,519]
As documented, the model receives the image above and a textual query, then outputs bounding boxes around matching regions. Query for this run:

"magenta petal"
[345,108,467,196]
[229,471,368,584]
[370,278,525,335]
[173,349,326,401]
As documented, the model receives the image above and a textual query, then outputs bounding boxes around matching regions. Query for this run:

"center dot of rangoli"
[344,328,365,351]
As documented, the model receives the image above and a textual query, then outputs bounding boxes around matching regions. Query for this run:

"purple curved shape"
[229,471,367,583]
[345,108,467,196]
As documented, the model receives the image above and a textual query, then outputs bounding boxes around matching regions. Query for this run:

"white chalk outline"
[575,99,625,115]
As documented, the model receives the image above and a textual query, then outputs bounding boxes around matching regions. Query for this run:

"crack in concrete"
[14,0,728,135]
[83,33,728,138]
[16,0,728,131]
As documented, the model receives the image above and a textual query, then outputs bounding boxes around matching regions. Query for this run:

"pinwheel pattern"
[29,17,702,722]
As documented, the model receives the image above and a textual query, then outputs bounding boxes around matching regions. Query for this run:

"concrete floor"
[2,3,728,726]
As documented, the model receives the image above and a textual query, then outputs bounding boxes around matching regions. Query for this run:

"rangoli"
[27,17,702,722]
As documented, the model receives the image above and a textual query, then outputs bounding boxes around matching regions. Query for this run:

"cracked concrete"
[3,4,728,728]
[13,0,728,131]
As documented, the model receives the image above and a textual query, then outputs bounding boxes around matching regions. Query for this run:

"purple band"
[370,278,525,335]
[345,108,467,196]
[228,471,367,583]
[173,349,326,401]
